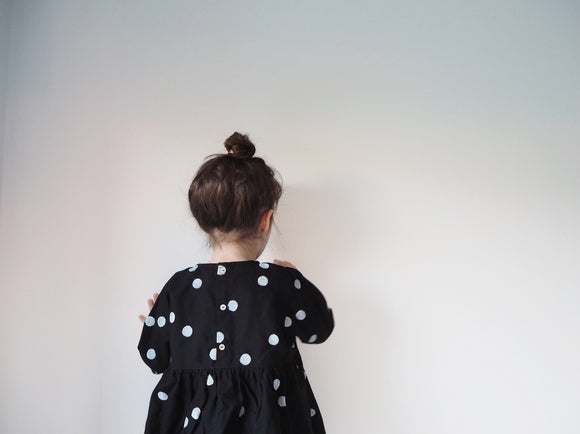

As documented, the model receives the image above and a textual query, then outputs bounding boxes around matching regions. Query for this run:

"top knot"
[224,132,256,159]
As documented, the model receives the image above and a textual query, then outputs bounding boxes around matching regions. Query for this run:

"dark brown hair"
[188,132,283,242]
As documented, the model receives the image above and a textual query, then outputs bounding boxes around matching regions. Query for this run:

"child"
[137,132,334,434]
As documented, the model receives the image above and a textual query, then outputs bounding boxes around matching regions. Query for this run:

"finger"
[138,314,145,323]
[273,259,297,269]
[147,298,155,309]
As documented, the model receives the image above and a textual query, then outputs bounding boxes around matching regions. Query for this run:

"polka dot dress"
[138,260,334,434]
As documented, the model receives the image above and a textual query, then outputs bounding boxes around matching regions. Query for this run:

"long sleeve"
[137,273,175,374]
[286,269,334,344]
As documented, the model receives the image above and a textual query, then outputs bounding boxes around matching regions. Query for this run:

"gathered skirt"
[144,362,327,434]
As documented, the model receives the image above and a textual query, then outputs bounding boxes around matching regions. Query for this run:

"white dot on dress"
[145,316,155,327]
[239,353,251,365]
[295,310,306,320]
[206,374,214,386]
[216,331,224,343]
[308,334,317,343]
[257,275,268,286]
[146,348,156,360]
[210,348,217,361]
[310,408,316,417]
[188,265,198,272]
[192,278,203,289]
[239,406,245,417]
[183,417,189,428]
[278,396,287,407]
[294,279,301,289]
[228,300,238,311]
[259,262,269,269]
[268,334,279,345]
[284,316,292,327]
[182,325,193,337]
[157,391,168,401]
[273,378,280,390]
[157,316,166,327]
[169,312,175,323]
[217,265,226,275]
[191,407,201,419]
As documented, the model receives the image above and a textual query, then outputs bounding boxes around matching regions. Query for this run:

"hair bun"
[224,132,256,159]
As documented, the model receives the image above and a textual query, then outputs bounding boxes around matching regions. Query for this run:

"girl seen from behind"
[137,132,334,433]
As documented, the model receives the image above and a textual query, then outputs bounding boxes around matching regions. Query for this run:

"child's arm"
[137,274,175,374]
[286,268,335,344]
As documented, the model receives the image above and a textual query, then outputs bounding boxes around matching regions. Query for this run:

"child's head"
[188,132,283,247]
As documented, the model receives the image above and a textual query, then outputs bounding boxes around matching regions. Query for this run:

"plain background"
[1,1,579,433]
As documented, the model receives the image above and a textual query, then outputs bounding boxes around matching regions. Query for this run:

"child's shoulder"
[259,262,314,290]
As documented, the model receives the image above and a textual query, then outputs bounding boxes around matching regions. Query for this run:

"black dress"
[138,260,334,434]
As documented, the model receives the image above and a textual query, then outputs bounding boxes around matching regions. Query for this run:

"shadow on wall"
[272,180,394,431]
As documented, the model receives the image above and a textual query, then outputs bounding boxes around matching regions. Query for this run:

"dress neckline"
[195,260,260,266]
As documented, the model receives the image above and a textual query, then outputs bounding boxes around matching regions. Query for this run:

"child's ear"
[260,209,274,233]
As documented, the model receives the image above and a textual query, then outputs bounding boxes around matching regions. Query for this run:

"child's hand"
[273,259,297,269]
[138,292,159,323]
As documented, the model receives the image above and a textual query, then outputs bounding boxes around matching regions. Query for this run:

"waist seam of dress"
[165,363,304,373]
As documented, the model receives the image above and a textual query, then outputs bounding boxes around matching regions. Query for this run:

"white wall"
[0,0,10,207]
[1,1,579,433]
